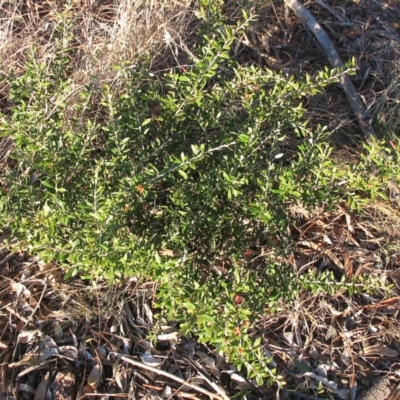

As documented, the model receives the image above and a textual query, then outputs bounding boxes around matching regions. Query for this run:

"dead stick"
[114,353,230,400]
[283,0,377,141]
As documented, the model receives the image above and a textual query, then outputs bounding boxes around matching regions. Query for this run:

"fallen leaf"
[196,350,216,370]
[226,371,246,383]
[11,282,31,297]
[143,303,153,325]
[113,359,126,390]
[345,213,354,234]
[18,330,41,344]
[87,359,103,390]
[362,344,399,357]
[36,337,58,362]
[299,240,345,273]
[141,353,163,367]
[344,253,353,279]
[158,249,175,257]
[157,329,179,342]
[364,296,400,310]
[294,358,311,374]
[233,294,243,305]
[16,361,49,379]
[1,351,11,393]
[34,372,50,400]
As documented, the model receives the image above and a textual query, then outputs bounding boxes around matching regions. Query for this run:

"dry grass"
[373,40,400,138]
[0,0,195,175]
[0,0,194,86]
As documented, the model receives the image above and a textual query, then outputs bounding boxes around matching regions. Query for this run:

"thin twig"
[187,358,231,400]
[147,141,236,184]
[363,30,400,42]
[112,353,229,400]
[283,0,378,142]
[21,280,48,331]
[0,252,14,267]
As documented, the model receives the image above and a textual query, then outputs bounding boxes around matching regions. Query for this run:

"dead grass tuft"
[0,0,194,86]
[0,0,196,174]
[373,40,400,138]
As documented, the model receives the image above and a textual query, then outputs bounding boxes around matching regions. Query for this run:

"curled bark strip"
[284,0,378,141]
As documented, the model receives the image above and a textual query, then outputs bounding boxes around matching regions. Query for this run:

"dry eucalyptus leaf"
[368,325,379,334]
[11,282,31,297]
[124,304,136,327]
[34,373,50,400]
[234,381,257,390]
[87,359,103,390]
[18,330,41,344]
[313,364,328,378]
[160,325,178,334]
[135,316,147,327]
[36,337,59,362]
[325,325,338,341]
[143,303,153,325]
[59,346,78,359]
[122,338,133,354]
[196,350,216,370]
[162,386,172,398]
[157,330,179,341]
[141,353,163,367]
[362,344,399,357]
[53,323,63,340]
[110,321,119,333]
[0,350,11,391]
[16,361,50,379]
[323,235,333,245]
[309,346,319,360]
[113,359,127,390]
[18,383,35,395]
[226,371,247,383]
[190,377,204,385]
[69,329,78,347]
[158,249,175,257]
[344,253,353,279]
[96,346,107,359]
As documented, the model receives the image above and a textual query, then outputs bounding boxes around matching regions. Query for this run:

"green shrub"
[1,1,398,386]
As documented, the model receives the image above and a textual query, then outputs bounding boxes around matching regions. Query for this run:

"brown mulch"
[257,201,400,399]
[1,201,400,399]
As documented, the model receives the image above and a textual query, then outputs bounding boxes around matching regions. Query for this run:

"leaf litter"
[1,201,400,399]
[0,245,237,400]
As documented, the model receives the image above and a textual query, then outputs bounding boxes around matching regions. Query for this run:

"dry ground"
[1,0,400,399]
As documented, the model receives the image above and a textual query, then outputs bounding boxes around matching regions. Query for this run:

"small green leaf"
[142,118,152,126]
[178,169,188,179]
[41,181,54,189]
